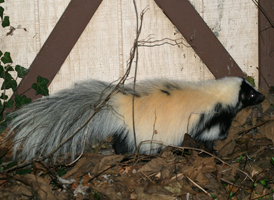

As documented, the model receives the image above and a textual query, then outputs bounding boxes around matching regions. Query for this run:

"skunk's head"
[239,78,265,108]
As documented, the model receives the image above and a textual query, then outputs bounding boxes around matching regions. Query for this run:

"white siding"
[0,0,258,95]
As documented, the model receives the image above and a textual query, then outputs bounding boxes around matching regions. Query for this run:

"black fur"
[160,89,171,96]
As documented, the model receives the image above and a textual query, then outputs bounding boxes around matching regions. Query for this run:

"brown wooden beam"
[18,0,102,98]
[5,0,102,113]
[258,0,274,89]
[154,0,246,79]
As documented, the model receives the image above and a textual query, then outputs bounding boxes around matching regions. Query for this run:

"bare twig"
[140,171,156,184]
[184,174,212,197]
[138,37,193,48]
[252,0,274,28]
[132,0,141,154]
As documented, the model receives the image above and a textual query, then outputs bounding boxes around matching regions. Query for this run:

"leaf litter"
[1,88,274,199]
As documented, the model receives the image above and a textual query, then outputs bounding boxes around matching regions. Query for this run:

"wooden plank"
[5,0,102,112]
[258,0,274,89]
[154,0,246,79]
[16,0,102,98]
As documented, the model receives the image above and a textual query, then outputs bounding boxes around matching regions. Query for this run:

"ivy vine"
[0,0,49,132]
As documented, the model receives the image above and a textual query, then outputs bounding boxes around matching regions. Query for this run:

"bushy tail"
[7,80,124,162]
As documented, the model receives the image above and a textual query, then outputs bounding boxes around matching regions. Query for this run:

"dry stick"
[131,5,148,156]
[252,0,274,28]
[150,109,157,154]
[132,0,139,154]
[251,194,273,200]
[138,37,193,48]
[184,174,212,197]
[67,117,93,166]
[140,171,156,184]
[237,120,271,138]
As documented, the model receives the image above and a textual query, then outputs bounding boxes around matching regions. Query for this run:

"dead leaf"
[145,183,173,196]
[164,180,196,196]
[62,157,87,179]
[98,154,124,171]
[218,163,239,182]
[246,164,265,178]
[82,174,90,187]
[182,152,216,186]
[139,157,169,173]
[233,108,252,126]
[215,125,245,152]
[92,182,128,200]
[260,86,274,107]
[135,187,177,200]
[14,174,57,200]
[63,154,105,180]
[259,121,274,144]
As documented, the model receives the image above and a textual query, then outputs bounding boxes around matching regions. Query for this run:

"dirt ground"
[0,87,274,200]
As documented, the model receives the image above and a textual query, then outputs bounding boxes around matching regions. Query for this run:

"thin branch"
[252,0,274,28]
[184,174,212,197]
[132,0,139,154]
[138,37,193,48]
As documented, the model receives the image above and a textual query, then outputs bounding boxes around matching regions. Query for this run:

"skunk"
[7,77,265,162]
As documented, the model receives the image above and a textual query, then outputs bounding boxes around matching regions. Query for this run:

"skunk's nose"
[258,94,265,103]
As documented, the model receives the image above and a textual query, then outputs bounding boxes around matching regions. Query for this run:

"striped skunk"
[7,77,265,162]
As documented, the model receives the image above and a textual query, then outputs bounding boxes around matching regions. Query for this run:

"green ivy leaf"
[228,191,233,199]
[0,66,13,81]
[31,75,49,96]
[0,127,5,134]
[237,155,243,163]
[15,94,31,108]
[247,76,255,87]
[57,168,67,177]
[0,65,4,77]
[0,72,12,80]
[259,179,268,186]
[2,16,9,28]
[254,181,258,187]
[16,168,32,175]
[4,112,15,122]
[0,93,8,100]
[1,52,12,64]
[1,79,17,91]
[15,65,28,78]
[271,157,274,166]
[5,65,14,72]
[4,98,14,109]
[7,160,17,169]
[0,6,3,20]
[0,50,2,58]
[0,0,5,4]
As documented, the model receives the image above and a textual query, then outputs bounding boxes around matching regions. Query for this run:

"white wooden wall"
[0,0,258,95]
